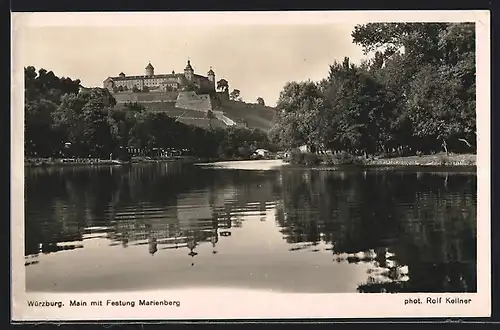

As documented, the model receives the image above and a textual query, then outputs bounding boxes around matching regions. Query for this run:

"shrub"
[321,151,366,165]
[288,150,369,166]
[464,158,476,166]
[303,153,321,166]
[287,150,320,165]
[437,153,449,166]
[287,149,303,164]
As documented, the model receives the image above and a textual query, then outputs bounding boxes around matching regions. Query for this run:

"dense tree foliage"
[25,67,273,160]
[270,23,476,156]
[206,110,215,128]
[229,89,242,101]
[216,79,229,92]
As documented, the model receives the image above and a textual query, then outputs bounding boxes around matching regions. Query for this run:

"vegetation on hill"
[229,89,242,101]
[216,79,229,92]
[269,23,476,164]
[110,88,276,131]
[219,100,277,131]
[24,67,275,161]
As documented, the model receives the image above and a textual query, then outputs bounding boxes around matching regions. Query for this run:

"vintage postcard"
[11,10,491,321]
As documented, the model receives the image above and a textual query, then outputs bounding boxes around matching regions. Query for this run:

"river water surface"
[24,161,477,293]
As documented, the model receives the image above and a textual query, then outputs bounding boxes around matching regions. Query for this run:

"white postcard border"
[11,10,491,321]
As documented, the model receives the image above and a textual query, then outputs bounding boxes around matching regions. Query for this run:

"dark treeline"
[269,23,476,157]
[24,66,273,160]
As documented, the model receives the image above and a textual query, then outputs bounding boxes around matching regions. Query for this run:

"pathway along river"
[24,161,477,293]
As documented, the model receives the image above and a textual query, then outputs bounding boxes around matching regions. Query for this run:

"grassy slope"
[115,100,277,131]
[218,100,276,131]
[114,102,227,128]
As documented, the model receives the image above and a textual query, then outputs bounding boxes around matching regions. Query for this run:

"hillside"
[115,100,277,131]
[215,100,277,131]
[114,102,228,129]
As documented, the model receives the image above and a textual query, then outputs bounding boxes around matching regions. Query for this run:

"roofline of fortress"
[104,59,216,83]
[104,73,211,82]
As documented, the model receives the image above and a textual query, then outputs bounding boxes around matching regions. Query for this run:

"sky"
[13,11,483,106]
[13,12,372,107]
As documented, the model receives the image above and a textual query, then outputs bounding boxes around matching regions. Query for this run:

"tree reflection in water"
[274,169,476,293]
[25,163,476,293]
[25,162,274,263]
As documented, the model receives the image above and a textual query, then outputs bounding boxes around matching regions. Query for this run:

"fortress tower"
[207,67,215,86]
[184,60,194,81]
[145,62,154,77]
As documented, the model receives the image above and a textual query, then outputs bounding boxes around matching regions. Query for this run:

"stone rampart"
[175,91,213,111]
[113,91,179,103]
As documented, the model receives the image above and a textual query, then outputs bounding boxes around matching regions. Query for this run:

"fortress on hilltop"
[103,59,216,94]
[101,59,275,131]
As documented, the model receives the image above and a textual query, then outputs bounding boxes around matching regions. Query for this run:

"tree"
[406,64,470,154]
[256,97,265,106]
[229,89,242,101]
[206,110,216,128]
[52,88,118,158]
[132,86,140,93]
[124,101,146,112]
[270,81,326,152]
[25,99,59,157]
[78,87,116,108]
[352,23,448,61]
[24,66,82,157]
[216,79,229,92]
[107,109,134,159]
[142,85,150,93]
[81,103,115,158]
[327,65,395,154]
[351,22,476,154]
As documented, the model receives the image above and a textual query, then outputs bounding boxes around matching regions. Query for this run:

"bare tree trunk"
[458,138,472,148]
[442,139,448,155]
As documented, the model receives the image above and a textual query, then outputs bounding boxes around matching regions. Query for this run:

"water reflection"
[275,169,476,293]
[25,163,476,293]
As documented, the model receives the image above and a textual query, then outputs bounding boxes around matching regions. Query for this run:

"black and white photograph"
[11,10,490,320]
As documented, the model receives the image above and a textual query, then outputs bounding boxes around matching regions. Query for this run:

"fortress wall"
[113,93,138,103]
[216,91,229,103]
[113,91,179,103]
[175,91,213,111]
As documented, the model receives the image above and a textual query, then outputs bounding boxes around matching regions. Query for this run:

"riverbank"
[366,153,476,167]
[24,155,260,167]
[24,156,200,167]
[25,152,477,169]
[195,159,286,171]
[287,152,476,167]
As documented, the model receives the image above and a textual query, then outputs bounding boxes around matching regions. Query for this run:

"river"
[24,160,477,293]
